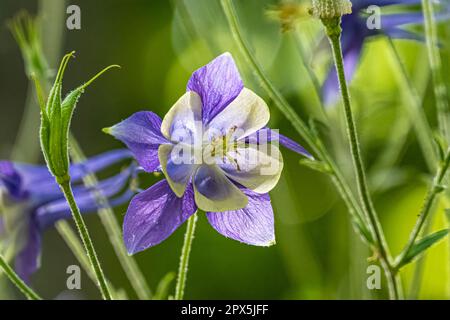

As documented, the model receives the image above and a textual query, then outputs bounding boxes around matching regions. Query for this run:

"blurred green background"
[0,0,449,299]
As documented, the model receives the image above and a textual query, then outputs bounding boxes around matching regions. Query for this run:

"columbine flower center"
[201,126,241,171]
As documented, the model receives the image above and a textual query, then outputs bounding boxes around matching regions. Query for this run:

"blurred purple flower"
[0,150,134,282]
[107,53,312,254]
[323,0,448,105]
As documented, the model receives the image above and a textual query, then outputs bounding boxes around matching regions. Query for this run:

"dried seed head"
[310,0,352,19]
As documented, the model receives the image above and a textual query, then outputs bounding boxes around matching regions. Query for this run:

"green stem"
[421,0,450,140]
[220,0,369,241]
[174,213,198,300]
[0,254,42,300]
[324,21,399,299]
[394,148,450,270]
[58,178,112,300]
[386,38,437,172]
[69,136,152,300]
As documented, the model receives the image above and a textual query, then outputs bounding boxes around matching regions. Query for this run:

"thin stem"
[421,0,450,140]
[220,0,369,239]
[0,254,42,300]
[326,27,399,299]
[174,213,198,300]
[69,136,152,300]
[394,148,450,269]
[386,38,437,172]
[58,179,112,300]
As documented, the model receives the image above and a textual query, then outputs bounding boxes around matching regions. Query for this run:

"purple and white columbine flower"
[107,53,312,254]
[323,0,448,105]
[0,150,134,282]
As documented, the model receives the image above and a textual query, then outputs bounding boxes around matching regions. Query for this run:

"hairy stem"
[58,179,112,300]
[174,214,198,300]
[325,23,399,299]
[0,253,42,300]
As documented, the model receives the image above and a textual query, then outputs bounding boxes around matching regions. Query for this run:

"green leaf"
[399,229,449,268]
[351,219,374,246]
[153,272,176,300]
[433,132,448,162]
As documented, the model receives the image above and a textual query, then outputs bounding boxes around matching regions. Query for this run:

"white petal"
[158,144,199,197]
[205,88,269,141]
[193,165,248,212]
[160,91,203,143]
[219,144,283,194]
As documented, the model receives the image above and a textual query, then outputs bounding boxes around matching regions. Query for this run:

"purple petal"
[123,180,197,254]
[0,161,25,200]
[385,28,424,41]
[245,128,313,159]
[207,189,275,246]
[107,112,170,172]
[13,150,133,202]
[35,168,133,229]
[187,53,244,124]
[355,0,421,9]
[15,219,41,283]
[382,12,424,29]
[69,149,133,182]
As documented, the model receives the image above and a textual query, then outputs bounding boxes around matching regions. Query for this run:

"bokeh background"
[0,0,449,299]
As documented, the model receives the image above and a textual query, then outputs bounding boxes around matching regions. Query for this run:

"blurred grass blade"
[153,272,176,300]
[55,221,122,299]
[299,159,331,174]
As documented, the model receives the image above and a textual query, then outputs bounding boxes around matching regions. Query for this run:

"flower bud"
[37,52,119,183]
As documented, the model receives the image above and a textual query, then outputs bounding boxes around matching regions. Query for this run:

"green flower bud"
[36,52,119,183]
